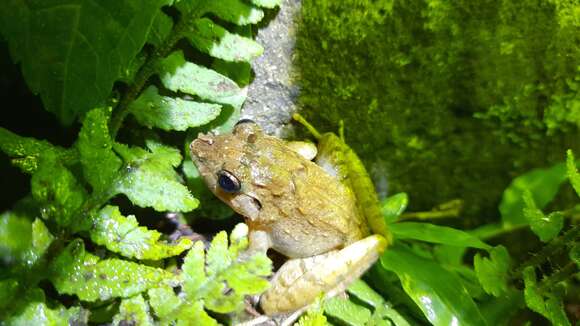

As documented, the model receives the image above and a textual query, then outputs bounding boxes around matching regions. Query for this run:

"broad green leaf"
[188,18,263,62]
[181,225,271,314]
[90,205,192,260]
[0,128,72,174]
[113,142,198,212]
[50,240,176,302]
[523,267,571,326]
[324,296,372,326]
[6,301,88,326]
[147,11,172,47]
[389,222,491,250]
[499,163,567,226]
[252,0,282,9]
[129,86,222,131]
[566,149,580,197]
[373,304,412,326]
[158,51,246,109]
[31,154,88,230]
[207,0,264,26]
[113,295,153,326]
[0,0,170,124]
[347,279,412,326]
[347,279,385,309]
[381,192,409,223]
[148,286,217,326]
[473,246,510,296]
[78,107,122,193]
[522,190,564,242]
[380,245,487,326]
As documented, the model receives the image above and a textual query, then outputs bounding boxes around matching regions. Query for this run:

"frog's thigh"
[260,234,387,315]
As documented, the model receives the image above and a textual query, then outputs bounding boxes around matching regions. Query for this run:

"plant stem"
[512,225,580,278]
[109,6,207,138]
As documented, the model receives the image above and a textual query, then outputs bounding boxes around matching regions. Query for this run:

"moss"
[295,0,580,225]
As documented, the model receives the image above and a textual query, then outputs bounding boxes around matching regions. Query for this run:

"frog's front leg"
[260,234,387,315]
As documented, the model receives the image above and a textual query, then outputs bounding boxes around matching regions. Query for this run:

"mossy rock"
[295,0,580,225]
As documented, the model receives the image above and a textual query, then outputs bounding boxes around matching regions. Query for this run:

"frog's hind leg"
[260,234,387,315]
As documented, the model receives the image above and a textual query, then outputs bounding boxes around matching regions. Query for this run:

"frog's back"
[250,135,369,257]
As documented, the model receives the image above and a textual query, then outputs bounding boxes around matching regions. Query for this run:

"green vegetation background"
[296,0,580,224]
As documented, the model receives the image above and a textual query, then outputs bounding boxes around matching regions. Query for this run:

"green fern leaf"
[182,224,271,313]
[473,246,510,296]
[251,0,282,9]
[31,153,88,230]
[0,212,53,268]
[148,285,218,326]
[129,86,222,131]
[113,141,198,212]
[112,295,154,326]
[522,190,564,242]
[50,240,177,302]
[3,288,88,326]
[206,0,265,26]
[0,128,73,174]
[187,18,264,62]
[78,107,122,194]
[157,51,246,109]
[90,205,192,260]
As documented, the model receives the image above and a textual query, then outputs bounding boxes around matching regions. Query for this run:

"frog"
[189,117,390,316]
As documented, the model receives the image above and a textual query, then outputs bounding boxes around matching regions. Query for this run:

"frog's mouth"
[229,193,262,221]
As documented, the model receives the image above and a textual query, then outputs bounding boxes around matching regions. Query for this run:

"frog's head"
[189,120,265,220]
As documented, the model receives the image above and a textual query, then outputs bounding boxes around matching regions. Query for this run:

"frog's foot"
[260,234,387,315]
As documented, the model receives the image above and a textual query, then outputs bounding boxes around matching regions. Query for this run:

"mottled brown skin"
[190,121,384,315]
[190,122,368,258]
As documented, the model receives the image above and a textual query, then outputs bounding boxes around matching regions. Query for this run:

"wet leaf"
[381,192,409,223]
[113,142,198,212]
[112,295,153,326]
[77,107,122,194]
[50,240,176,302]
[324,296,372,326]
[182,225,271,313]
[380,245,487,326]
[390,222,491,249]
[188,18,263,62]
[499,163,567,226]
[31,153,88,230]
[158,51,246,109]
[522,190,564,242]
[0,128,72,174]
[129,86,222,131]
[474,246,510,296]
[90,205,192,260]
[251,0,282,9]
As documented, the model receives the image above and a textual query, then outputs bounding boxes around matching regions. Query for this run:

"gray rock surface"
[242,0,301,138]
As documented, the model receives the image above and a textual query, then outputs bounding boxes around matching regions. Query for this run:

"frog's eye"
[217,170,241,193]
